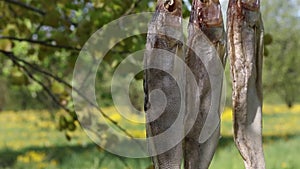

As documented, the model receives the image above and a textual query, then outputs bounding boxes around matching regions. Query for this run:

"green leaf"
[51,81,65,94]
[264,33,273,45]
[44,10,61,28]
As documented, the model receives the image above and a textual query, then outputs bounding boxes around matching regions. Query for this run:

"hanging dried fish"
[227,0,265,168]
[184,0,226,169]
[144,0,184,168]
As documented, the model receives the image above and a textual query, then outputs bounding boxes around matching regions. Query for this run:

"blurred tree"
[261,0,300,107]
[0,0,191,142]
[0,0,156,132]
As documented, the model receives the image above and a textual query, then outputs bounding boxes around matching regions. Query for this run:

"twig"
[0,36,81,51]
[1,50,74,115]
[4,0,46,15]
[116,156,131,169]
[123,0,143,15]
[7,53,74,89]
[31,23,43,38]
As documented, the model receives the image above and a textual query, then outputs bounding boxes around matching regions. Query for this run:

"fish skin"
[184,0,226,169]
[227,0,265,168]
[144,0,184,168]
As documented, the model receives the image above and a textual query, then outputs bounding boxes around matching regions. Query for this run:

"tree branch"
[0,50,74,116]
[0,50,144,149]
[0,36,81,51]
[4,0,46,15]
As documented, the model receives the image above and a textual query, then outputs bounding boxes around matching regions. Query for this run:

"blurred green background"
[0,0,299,169]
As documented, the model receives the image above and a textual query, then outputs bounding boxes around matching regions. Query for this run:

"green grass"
[0,105,299,169]
[210,135,300,169]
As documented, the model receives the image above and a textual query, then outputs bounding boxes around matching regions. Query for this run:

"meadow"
[0,104,300,169]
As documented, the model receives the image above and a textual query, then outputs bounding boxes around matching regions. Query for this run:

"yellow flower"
[281,162,288,168]
[221,107,232,122]
[50,159,58,166]
[17,155,30,163]
[17,151,46,163]
[29,151,45,162]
